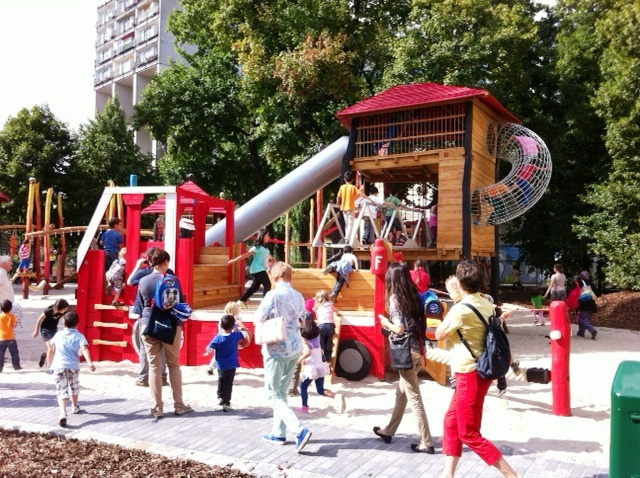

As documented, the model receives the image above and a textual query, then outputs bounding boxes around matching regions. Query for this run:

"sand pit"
[6,284,639,469]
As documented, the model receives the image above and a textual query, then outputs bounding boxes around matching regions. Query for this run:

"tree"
[0,105,76,224]
[73,97,153,224]
[574,0,640,288]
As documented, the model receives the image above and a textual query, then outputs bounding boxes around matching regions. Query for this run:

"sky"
[0,0,97,132]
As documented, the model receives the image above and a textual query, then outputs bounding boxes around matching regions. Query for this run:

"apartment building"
[94,0,181,155]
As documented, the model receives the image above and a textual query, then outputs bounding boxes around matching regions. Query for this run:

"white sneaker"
[237,300,247,310]
[72,405,81,414]
[334,393,346,414]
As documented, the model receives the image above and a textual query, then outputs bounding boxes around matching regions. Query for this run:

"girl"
[32,298,69,369]
[208,301,245,375]
[228,228,274,309]
[313,290,342,363]
[410,258,430,293]
[374,263,434,454]
[298,314,345,414]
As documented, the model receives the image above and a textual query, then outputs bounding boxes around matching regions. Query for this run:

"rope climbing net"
[472,123,552,226]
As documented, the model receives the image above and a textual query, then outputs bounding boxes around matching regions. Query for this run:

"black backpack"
[456,302,511,380]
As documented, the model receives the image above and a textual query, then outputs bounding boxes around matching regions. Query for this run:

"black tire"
[335,340,371,381]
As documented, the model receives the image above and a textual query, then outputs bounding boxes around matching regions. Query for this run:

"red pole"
[370,238,387,379]
[549,300,571,416]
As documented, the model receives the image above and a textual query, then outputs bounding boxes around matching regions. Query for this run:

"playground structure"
[75,83,560,399]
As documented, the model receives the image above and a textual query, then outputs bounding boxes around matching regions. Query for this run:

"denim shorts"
[40,328,57,342]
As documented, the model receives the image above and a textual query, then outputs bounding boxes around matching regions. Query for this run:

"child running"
[49,311,96,427]
[298,314,345,414]
[32,299,69,370]
[204,314,251,412]
[0,300,22,371]
[313,290,342,363]
[207,301,245,375]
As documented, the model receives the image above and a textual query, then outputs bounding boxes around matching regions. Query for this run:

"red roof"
[336,82,520,129]
[142,181,225,214]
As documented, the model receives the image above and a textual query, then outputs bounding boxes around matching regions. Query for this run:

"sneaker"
[150,407,163,419]
[591,330,598,340]
[287,389,299,397]
[496,389,507,397]
[46,369,54,374]
[174,403,193,416]
[135,378,149,387]
[207,368,214,376]
[59,416,67,427]
[295,428,312,453]
[576,331,585,337]
[262,434,286,445]
[162,376,169,386]
[222,404,233,412]
[13,365,23,370]
[237,300,247,309]
[72,405,81,414]
[111,301,124,307]
[299,406,309,413]
[39,352,46,368]
[334,393,346,414]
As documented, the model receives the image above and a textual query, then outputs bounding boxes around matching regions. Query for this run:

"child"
[105,247,126,307]
[410,258,431,294]
[11,238,31,281]
[530,293,545,326]
[99,217,124,271]
[298,314,345,414]
[49,311,95,427]
[336,171,363,243]
[228,228,274,309]
[313,290,342,363]
[384,187,403,244]
[204,314,251,412]
[357,185,383,245]
[324,245,358,301]
[32,299,69,370]
[207,301,245,375]
[0,300,21,371]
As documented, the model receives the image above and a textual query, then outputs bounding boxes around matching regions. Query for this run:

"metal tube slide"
[206,136,349,245]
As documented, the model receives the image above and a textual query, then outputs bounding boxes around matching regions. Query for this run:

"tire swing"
[335,340,371,381]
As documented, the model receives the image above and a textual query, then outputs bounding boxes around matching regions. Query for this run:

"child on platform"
[313,290,342,363]
[0,300,22,371]
[324,245,358,301]
[105,247,127,307]
[336,171,363,243]
[204,314,251,412]
[298,314,345,414]
[49,311,95,427]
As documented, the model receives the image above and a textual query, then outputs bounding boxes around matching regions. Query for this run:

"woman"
[373,263,434,454]
[435,261,518,478]
[138,248,192,418]
[229,228,274,309]
[576,270,598,340]
[255,262,312,453]
[544,263,567,301]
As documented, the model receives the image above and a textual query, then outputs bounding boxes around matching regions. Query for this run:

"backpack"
[153,274,181,310]
[565,281,580,310]
[105,259,124,283]
[456,302,511,380]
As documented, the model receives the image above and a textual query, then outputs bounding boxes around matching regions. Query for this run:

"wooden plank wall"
[436,148,465,253]
[291,268,375,311]
[470,100,498,256]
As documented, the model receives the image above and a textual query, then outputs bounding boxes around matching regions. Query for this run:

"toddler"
[298,314,345,414]
[207,301,245,375]
[204,314,251,411]
[106,247,127,306]
[49,311,95,427]
[0,300,21,371]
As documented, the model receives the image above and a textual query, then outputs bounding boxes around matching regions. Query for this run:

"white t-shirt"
[359,195,383,219]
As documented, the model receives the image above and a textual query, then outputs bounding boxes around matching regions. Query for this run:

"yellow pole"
[26,180,35,234]
[107,180,116,221]
[44,188,53,282]
[285,211,290,265]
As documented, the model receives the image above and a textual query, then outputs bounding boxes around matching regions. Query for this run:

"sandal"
[373,426,392,444]
[410,443,435,454]
[150,407,163,419]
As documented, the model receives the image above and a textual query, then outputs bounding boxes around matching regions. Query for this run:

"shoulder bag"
[255,295,287,345]
[387,312,414,371]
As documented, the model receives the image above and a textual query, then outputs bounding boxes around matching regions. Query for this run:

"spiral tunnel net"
[472,123,552,226]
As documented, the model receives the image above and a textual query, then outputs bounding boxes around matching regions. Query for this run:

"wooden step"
[193,264,229,284]
[192,284,239,309]
[198,246,231,265]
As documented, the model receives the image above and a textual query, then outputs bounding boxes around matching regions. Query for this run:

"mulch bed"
[0,429,253,478]
[501,289,640,332]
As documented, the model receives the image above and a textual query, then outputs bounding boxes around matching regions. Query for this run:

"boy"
[0,300,21,371]
[105,247,126,306]
[99,217,124,271]
[357,186,383,245]
[49,311,96,427]
[384,187,404,244]
[324,245,358,301]
[336,171,363,243]
[204,314,251,412]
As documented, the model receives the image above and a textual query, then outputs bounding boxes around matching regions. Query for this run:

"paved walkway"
[0,380,608,478]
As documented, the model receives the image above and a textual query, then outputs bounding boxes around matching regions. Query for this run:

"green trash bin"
[611,360,640,478]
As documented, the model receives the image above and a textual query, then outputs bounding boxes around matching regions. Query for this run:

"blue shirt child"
[206,331,245,370]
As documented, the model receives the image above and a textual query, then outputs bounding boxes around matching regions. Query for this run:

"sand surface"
[5,284,640,469]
